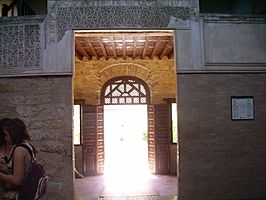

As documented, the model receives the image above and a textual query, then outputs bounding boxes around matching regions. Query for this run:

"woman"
[0,118,32,200]
[0,118,14,161]
[0,118,14,200]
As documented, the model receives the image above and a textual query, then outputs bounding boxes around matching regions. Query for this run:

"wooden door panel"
[83,105,97,175]
[85,156,96,172]
[156,151,169,172]
[155,104,170,174]
[83,105,104,175]
[148,105,155,173]
[96,106,104,174]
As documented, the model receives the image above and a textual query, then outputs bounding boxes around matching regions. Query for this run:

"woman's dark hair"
[0,118,13,146]
[2,118,31,145]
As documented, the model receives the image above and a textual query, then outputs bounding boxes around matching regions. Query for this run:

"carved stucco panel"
[54,6,195,42]
[0,17,45,74]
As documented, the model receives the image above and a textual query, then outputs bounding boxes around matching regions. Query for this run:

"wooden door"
[83,105,104,175]
[148,105,155,173]
[83,105,97,175]
[154,104,171,174]
[96,106,104,174]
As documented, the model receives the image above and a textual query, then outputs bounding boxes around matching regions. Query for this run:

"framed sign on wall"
[231,96,254,120]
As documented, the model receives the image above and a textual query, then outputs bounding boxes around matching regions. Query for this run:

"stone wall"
[74,57,176,105]
[177,73,266,200]
[0,76,73,200]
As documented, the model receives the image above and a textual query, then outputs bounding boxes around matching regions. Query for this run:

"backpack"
[10,144,49,200]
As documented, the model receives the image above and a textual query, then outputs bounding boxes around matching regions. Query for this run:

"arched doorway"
[101,76,150,175]
[101,76,153,194]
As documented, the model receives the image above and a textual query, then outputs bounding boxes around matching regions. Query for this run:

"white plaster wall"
[174,16,266,73]
[43,30,74,75]
[202,18,266,68]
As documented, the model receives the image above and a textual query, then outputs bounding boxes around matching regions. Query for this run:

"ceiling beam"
[75,38,90,60]
[98,37,108,60]
[75,50,83,60]
[85,39,99,60]
[141,37,148,59]
[159,41,172,59]
[151,37,160,59]
[110,36,117,59]
[133,37,137,59]
[123,37,126,59]
[168,50,174,59]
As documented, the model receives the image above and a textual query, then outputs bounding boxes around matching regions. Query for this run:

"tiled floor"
[74,174,177,200]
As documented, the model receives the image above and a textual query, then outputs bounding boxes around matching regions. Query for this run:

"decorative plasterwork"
[51,0,194,7]
[0,16,45,74]
[52,4,195,42]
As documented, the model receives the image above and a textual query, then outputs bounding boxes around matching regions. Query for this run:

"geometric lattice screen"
[102,76,150,105]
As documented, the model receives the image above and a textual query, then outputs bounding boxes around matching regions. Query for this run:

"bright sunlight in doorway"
[103,105,151,193]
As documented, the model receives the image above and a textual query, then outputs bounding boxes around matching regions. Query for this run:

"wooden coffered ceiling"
[75,31,174,60]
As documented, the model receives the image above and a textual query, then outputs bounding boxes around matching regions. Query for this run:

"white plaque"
[231,97,254,120]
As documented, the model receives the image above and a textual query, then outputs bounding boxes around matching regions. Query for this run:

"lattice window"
[101,76,150,105]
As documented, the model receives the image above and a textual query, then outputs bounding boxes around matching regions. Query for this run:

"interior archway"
[73,29,177,199]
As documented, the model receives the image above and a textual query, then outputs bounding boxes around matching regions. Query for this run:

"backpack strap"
[17,144,36,158]
[7,143,36,163]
